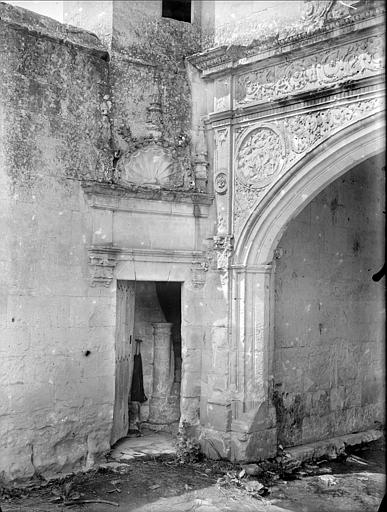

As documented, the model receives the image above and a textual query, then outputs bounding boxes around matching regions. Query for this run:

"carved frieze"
[88,246,121,287]
[235,36,384,106]
[233,96,384,234]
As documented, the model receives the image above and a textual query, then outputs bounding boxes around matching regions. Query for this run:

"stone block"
[199,427,231,460]
[205,402,232,431]
[231,428,277,462]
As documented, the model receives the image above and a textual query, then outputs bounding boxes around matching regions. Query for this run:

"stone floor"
[1,438,384,512]
[110,429,176,462]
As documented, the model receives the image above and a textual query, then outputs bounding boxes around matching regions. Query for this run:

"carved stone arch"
[234,112,385,267]
[229,112,385,461]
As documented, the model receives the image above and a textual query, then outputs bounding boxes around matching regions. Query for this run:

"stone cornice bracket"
[213,234,234,270]
[190,257,209,289]
[88,245,122,287]
[194,121,209,193]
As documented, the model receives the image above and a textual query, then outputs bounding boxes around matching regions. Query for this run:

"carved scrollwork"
[235,36,384,106]
[284,97,384,156]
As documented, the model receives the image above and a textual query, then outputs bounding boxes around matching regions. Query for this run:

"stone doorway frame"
[114,251,207,437]
[229,114,385,459]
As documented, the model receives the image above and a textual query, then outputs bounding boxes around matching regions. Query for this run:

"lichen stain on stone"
[272,386,305,447]
[0,23,112,194]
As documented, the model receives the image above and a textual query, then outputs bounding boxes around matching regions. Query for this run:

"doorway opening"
[111,280,182,446]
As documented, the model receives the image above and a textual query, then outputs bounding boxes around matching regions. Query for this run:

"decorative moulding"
[88,245,121,287]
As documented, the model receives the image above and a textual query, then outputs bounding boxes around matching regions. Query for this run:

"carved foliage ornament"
[235,36,384,106]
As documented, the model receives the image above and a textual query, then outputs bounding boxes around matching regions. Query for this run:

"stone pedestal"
[148,322,180,425]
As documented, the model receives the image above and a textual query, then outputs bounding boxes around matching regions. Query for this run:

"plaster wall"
[0,3,115,482]
[273,155,385,447]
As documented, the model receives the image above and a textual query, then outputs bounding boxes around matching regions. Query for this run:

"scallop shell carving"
[117,145,176,188]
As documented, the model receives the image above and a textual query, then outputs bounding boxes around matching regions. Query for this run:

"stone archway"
[230,113,385,460]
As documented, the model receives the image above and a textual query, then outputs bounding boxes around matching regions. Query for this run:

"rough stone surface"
[274,157,385,448]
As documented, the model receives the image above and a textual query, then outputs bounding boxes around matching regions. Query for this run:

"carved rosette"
[213,235,234,271]
[214,171,228,194]
[88,246,121,287]
[235,36,384,107]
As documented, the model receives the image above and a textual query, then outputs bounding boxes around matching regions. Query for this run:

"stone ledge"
[0,1,108,61]
[82,181,214,207]
[284,429,384,462]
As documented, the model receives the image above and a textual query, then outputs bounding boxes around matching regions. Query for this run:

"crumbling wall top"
[0,1,108,60]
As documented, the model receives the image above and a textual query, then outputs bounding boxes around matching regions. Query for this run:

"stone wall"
[0,3,115,482]
[273,155,385,447]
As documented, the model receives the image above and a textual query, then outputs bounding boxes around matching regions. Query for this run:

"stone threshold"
[284,429,384,463]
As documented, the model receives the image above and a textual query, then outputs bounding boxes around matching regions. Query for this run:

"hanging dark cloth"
[130,340,147,403]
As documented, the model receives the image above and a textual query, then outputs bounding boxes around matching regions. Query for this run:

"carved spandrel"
[235,36,384,107]
[233,96,384,235]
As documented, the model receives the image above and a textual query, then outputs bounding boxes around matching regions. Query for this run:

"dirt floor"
[1,439,385,512]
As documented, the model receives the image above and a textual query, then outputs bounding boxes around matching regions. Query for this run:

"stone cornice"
[207,76,385,125]
[188,4,384,77]
[82,181,214,207]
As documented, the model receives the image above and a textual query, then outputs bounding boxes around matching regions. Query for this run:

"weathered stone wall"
[0,3,114,482]
[273,155,385,447]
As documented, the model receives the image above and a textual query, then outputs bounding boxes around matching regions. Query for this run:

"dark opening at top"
[162,0,192,22]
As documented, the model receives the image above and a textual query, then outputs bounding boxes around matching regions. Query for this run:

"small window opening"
[162,0,191,23]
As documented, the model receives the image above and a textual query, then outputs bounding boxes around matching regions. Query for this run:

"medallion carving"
[236,126,287,189]
[235,36,384,106]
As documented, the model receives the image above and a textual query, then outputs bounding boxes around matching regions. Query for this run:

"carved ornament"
[214,171,228,195]
[236,125,287,189]
[116,144,183,189]
[88,246,121,287]
[190,258,209,289]
[193,122,209,193]
[213,234,234,271]
[235,35,384,106]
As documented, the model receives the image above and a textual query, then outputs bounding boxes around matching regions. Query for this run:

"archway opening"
[272,154,385,448]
